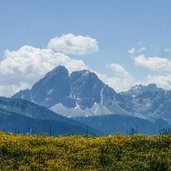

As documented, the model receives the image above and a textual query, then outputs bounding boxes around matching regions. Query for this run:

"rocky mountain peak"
[45,65,69,77]
[127,83,158,97]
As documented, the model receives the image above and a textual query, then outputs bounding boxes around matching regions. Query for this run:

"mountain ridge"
[13,66,129,117]
[74,114,171,135]
[0,96,102,136]
[12,65,171,124]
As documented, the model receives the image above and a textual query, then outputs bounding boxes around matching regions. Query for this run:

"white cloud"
[128,47,146,55]
[128,48,136,55]
[134,54,171,90]
[48,33,99,55]
[128,47,171,90]
[97,64,135,92]
[134,55,171,72]
[0,43,136,96]
[0,46,88,97]
[101,61,171,91]
[110,64,133,78]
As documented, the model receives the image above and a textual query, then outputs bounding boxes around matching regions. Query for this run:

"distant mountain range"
[9,65,171,134]
[0,97,101,136]
[13,66,171,122]
[120,84,171,123]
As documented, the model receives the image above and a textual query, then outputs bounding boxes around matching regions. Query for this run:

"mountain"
[0,97,102,136]
[13,65,171,125]
[74,114,171,135]
[126,84,159,96]
[119,85,171,123]
[13,66,129,117]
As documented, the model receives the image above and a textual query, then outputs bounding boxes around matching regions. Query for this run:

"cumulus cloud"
[0,43,136,96]
[128,48,136,55]
[97,64,135,92]
[102,61,171,91]
[0,46,89,96]
[110,64,133,78]
[134,55,171,72]
[48,33,99,55]
[128,47,146,55]
[133,54,171,90]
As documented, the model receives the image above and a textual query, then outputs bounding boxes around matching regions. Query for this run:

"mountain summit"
[13,66,128,117]
[126,83,159,97]
[13,66,171,124]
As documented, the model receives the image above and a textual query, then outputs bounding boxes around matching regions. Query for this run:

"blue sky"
[1,0,171,96]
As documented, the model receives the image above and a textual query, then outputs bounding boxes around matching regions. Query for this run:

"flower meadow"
[0,132,171,170]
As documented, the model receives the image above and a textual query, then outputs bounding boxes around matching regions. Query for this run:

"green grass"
[0,132,171,170]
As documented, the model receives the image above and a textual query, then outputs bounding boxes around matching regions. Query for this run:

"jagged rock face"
[126,83,159,97]
[30,66,71,107]
[120,85,171,122]
[70,70,104,103]
[14,66,71,107]
[12,65,171,123]
[13,66,128,117]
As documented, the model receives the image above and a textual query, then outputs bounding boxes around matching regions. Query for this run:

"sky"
[1,0,171,96]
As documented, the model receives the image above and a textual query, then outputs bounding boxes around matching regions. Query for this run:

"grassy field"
[0,132,171,171]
